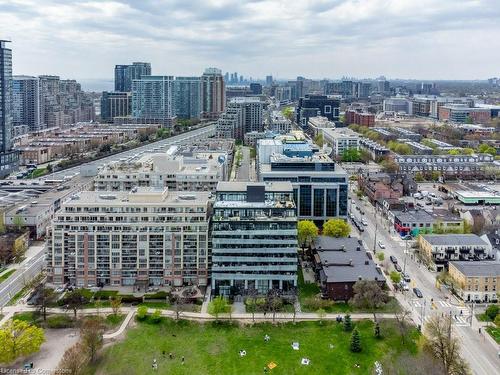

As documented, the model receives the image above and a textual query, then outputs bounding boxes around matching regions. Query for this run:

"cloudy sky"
[1,0,499,83]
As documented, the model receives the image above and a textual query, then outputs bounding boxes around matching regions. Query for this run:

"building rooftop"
[393,210,434,223]
[450,261,500,277]
[216,181,293,193]
[312,236,383,283]
[421,234,489,247]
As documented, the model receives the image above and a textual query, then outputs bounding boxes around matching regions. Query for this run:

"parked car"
[361,218,368,226]
[390,255,398,264]
[378,241,386,249]
[413,288,423,298]
[394,263,402,272]
[402,273,411,282]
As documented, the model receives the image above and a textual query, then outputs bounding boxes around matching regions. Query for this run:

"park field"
[88,318,419,375]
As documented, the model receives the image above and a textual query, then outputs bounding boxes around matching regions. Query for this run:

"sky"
[1,0,500,84]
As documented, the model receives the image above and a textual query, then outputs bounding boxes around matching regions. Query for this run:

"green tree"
[448,149,460,155]
[46,163,53,173]
[376,252,385,262]
[478,144,496,156]
[463,148,474,155]
[341,148,361,162]
[359,149,371,164]
[350,328,362,352]
[297,220,319,248]
[390,271,402,284]
[0,319,45,364]
[314,133,324,147]
[343,314,353,331]
[281,107,294,121]
[380,158,399,173]
[414,172,425,182]
[150,309,162,324]
[494,314,500,327]
[485,304,499,321]
[245,296,258,323]
[350,280,389,322]
[208,296,230,321]
[110,296,122,316]
[12,215,25,233]
[136,306,148,321]
[322,219,351,238]
[465,115,473,124]
[80,318,104,363]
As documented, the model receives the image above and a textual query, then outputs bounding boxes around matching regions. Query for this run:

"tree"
[485,304,499,322]
[350,328,362,352]
[110,296,122,316]
[317,308,326,324]
[424,314,470,375]
[350,280,389,322]
[341,148,361,162]
[376,252,385,262]
[379,350,446,375]
[374,322,381,338]
[46,163,53,173]
[380,157,399,173]
[478,143,496,156]
[322,218,351,238]
[208,296,230,321]
[63,289,88,318]
[281,107,294,121]
[171,295,185,321]
[314,133,324,147]
[12,239,27,263]
[390,271,401,285]
[0,319,45,364]
[266,289,282,323]
[99,144,111,154]
[58,342,89,375]
[35,287,56,321]
[12,215,25,233]
[297,220,319,248]
[343,314,353,331]
[80,318,104,363]
[415,172,425,182]
[245,289,258,323]
[136,306,148,321]
[394,309,412,344]
[150,309,162,324]
[359,149,371,164]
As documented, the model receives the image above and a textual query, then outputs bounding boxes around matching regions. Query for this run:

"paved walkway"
[103,309,135,340]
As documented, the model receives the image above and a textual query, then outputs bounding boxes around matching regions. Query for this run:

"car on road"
[399,281,410,291]
[394,263,402,272]
[361,218,368,226]
[413,288,423,298]
[390,255,398,264]
[402,273,411,282]
[378,241,386,249]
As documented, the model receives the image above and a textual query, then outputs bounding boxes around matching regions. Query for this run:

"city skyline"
[1,0,500,82]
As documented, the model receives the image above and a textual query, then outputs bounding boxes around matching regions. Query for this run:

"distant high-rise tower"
[132,76,174,127]
[115,62,151,92]
[174,77,202,120]
[266,75,273,86]
[12,75,42,131]
[100,91,131,122]
[201,68,225,120]
[0,40,19,177]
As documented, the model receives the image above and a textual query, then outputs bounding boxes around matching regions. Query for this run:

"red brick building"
[345,109,375,126]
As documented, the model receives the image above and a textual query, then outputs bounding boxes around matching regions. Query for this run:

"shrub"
[303,297,334,311]
[149,309,162,324]
[136,306,148,321]
[485,304,499,321]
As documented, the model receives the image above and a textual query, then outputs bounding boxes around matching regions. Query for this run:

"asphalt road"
[235,146,250,181]
[349,192,499,375]
[0,246,45,307]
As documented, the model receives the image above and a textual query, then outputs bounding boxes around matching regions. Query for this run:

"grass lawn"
[0,269,16,283]
[486,326,500,344]
[89,318,419,375]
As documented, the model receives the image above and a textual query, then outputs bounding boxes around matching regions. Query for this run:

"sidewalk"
[0,242,45,277]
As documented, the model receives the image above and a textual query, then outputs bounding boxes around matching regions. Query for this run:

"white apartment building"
[322,127,360,156]
[94,152,228,192]
[269,111,292,134]
[46,188,211,288]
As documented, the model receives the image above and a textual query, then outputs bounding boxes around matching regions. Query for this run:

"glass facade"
[299,185,312,216]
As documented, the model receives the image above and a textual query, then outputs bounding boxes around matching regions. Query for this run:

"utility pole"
[373,209,378,254]
[448,310,452,343]
[470,302,474,327]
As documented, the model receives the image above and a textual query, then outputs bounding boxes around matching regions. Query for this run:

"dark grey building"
[249,83,262,95]
[114,62,151,92]
[0,40,18,178]
[12,75,41,131]
[174,77,202,119]
[100,91,131,122]
[296,94,340,128]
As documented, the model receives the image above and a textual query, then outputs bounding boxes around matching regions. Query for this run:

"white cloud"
[0,0,499,80]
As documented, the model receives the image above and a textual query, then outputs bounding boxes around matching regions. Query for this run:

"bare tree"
[58,342,89,375]
[350,280,389,322]
[245,288,258,323]
[378,350,446,375]
[394,309,412,344]
[80,318,104,363]
[424,314,470,375]
[171,295,185,321]
[110,296,122,316]
[266,289,283,323]
[35,287,56,321]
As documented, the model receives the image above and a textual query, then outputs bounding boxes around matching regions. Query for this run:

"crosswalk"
[409,299,470,327]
